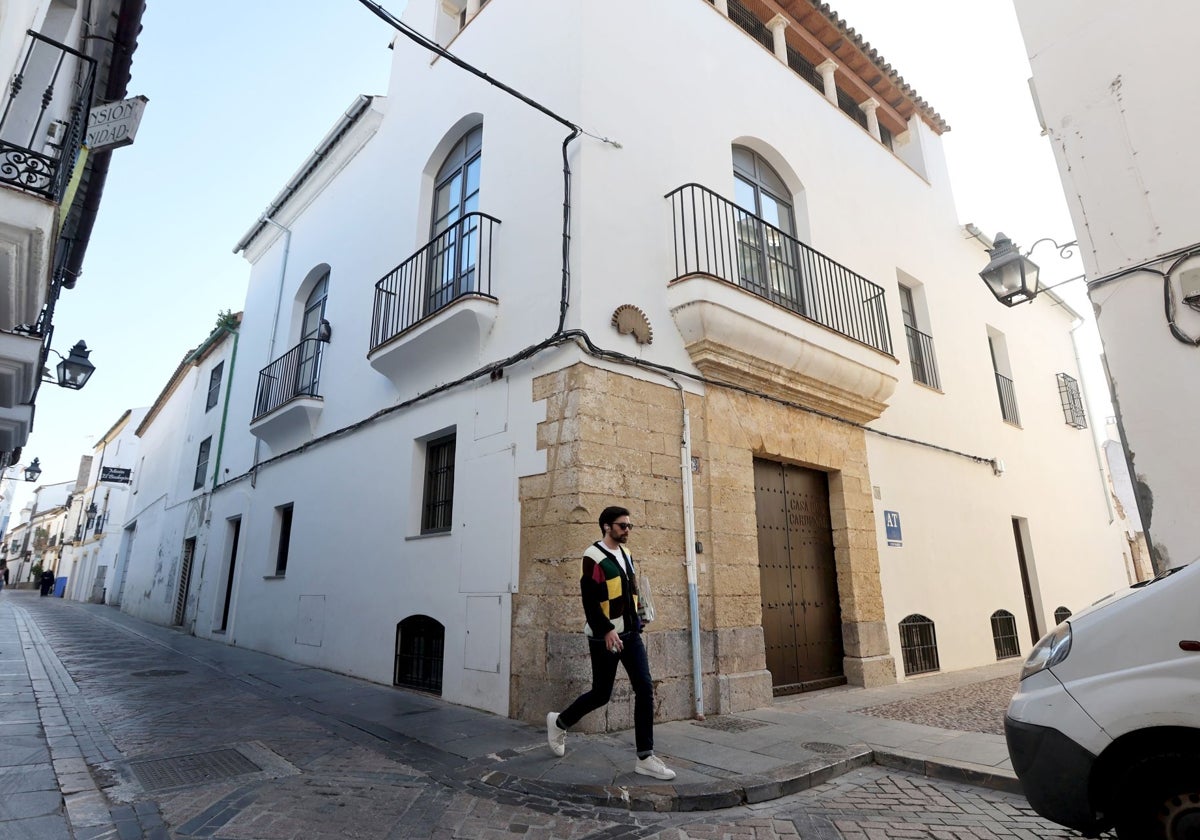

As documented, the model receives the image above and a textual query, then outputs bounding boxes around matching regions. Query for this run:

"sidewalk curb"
[872,748,1022,795]
[479,747,874,812]
[478,745,1019,812]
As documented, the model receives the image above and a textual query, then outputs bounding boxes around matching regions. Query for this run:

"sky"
[15,0,1101,507]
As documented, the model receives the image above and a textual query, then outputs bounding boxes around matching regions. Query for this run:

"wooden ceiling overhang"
[761,0,950,137]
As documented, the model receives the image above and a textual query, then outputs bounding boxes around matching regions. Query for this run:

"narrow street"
[2,591,1103,839]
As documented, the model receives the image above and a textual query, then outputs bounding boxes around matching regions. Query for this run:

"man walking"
[546,505,675,781]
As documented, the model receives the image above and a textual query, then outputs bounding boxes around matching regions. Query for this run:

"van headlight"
[1020,622,1072,681]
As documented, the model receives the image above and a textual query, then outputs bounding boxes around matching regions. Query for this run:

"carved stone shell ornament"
[611,304,653,345]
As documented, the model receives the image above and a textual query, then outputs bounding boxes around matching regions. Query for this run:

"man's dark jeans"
[558,630,654,756]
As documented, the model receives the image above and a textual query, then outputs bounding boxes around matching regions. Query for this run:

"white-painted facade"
[1014,0,1200,573]
[59,410,146,604]
[118,322,237,627]
[109,0,1131,718]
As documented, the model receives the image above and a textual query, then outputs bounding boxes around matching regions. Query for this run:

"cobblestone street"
[2,593,1109,839]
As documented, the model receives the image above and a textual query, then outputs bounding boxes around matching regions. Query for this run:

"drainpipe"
[669,376,705,720]
[251,217,292,487]
[1070,319,1115,524]
[210,326,239,493]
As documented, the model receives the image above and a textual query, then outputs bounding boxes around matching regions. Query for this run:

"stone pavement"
[0,590,1050,838]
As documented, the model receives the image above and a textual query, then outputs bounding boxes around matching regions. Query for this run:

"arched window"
[395,615,445,694]
[296,271,328,397]
[1054,606,1072,625]
[899,614,939,676]
[732,146,802,311]
[990,609,1021,660]
[428,126,482,315]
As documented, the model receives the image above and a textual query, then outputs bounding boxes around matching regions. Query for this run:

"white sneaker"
[634,754,676,780]
[546,712,566,757]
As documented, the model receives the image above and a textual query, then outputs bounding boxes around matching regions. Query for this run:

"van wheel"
[1112,752,1200,840]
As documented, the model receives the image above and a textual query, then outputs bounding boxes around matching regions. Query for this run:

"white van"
[1005,561,1200,839]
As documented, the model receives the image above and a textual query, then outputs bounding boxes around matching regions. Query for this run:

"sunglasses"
[612,522,634,531]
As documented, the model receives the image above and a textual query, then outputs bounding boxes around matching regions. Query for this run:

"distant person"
[0,559,6,592]
[40,568,55,597]
[545,505,675,781]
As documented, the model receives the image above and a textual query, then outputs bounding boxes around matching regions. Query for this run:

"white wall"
[186,0,1133,712]
[122,337,235,625]
[1015,0,1200,571]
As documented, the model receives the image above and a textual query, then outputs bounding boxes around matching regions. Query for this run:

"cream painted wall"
[1015,0,1200,572]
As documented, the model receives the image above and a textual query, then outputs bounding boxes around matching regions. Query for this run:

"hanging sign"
[86,95,149,152]
[99,467,132,484]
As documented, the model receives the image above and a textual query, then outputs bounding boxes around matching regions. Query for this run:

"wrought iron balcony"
[904,325,941,390]
[995,371,1021,425]
[666,183,893,356]
[0,31,97,201]
[370,212,500,352]
[253,338,324,421]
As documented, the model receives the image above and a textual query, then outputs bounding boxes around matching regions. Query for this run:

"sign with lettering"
[99,466,132,484]
[86,95,149,153]
[884,510,902,546]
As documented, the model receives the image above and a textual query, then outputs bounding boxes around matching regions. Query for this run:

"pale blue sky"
[20,0,1099,499]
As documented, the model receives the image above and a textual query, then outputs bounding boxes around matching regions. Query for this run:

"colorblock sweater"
[581,541,641,637]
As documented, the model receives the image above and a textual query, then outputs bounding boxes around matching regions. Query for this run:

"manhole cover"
[130,669,189,677]
[129,748,261,792]
[801,741,847,755]
[692,717,768,733]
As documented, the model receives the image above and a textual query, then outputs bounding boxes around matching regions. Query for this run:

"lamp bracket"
[1025,237,1078,261]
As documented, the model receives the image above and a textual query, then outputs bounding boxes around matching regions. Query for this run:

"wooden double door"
[753,459,845,694]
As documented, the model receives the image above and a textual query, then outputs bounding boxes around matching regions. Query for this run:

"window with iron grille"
[785,45,823,92]
[836,87,870,130]
[395,615,444,694]
[206,362,224,412]
[274,504,293,576]
[193,437,211,490]
[899,614,940,676]
[990,610,1021,659]
[1056,373,1087,429]
[899,283,940,390]
[727,0,774,50]
[1054,606,1072,625]
[989,332,1021,425]
[421,434,456,534]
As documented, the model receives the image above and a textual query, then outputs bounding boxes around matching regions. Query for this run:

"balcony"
[368,212,500,390]
[995,372,1020,426]
[0,331,41,451]
[249,338,325,446]
[905,325,941,390]
[0,31,96,202]
[666,183,897,422]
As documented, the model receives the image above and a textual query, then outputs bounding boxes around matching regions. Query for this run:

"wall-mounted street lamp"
[979,233,1079,307]
[23,458,41,482]
[48,341,96,390]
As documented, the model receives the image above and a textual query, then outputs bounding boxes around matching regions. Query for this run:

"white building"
[0,0,146,466]
[7,478,72,585]
[117,316,239,626]
[59,410,145,604]
[1014,1,1200,574]
[124,0,1128,725]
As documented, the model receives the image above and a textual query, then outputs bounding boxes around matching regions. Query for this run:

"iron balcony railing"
[371,212,500,352]
[253,338,324,421]
[666,183,893,355]
[0,30,96,201]
[905,324,941,390]
[995,371,1021,425]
